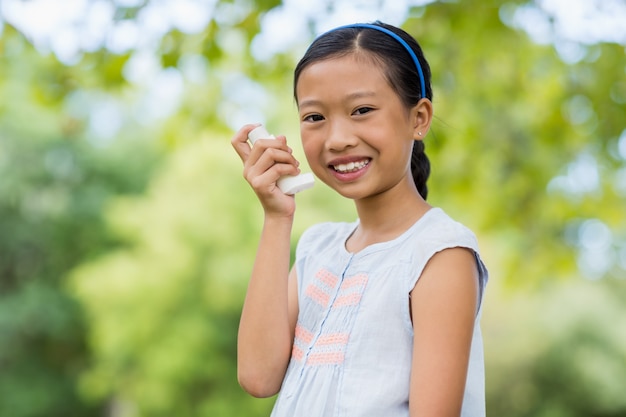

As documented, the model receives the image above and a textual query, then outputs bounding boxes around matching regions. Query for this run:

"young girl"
[231,21,488,417]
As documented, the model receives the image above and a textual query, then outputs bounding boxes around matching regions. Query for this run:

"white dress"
[271,208,489,417]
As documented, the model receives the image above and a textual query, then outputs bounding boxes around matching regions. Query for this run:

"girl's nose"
[324,121,358,152]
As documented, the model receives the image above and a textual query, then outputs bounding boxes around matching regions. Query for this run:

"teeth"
[333,159,369,173]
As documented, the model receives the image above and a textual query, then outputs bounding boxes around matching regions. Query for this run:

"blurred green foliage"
[1,1,625,416]
[0,25,161,416]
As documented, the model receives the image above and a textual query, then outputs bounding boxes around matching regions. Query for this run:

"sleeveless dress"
[270,208,489,417]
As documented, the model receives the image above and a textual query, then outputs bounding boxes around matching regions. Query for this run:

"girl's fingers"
[231,124,261,162]
[245,151,301,194]
[246,144,298,175]
[231,125,301,196]
[249,162,301,193]
[231,125,293,165]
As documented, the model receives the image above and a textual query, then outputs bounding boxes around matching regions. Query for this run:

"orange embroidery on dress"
[307,351,345,366]
[316,333,349,346]
[295,324,314,344]
[333,292,363,307]
[331,273,368,308]
[316,269,339,288]
[292,324,312,362]
[340,273,368,289]
[292,345,304,361]
[296,271,369,367]
[305,284,331,307]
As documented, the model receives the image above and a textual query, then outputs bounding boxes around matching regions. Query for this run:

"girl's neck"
[346,183,431,253]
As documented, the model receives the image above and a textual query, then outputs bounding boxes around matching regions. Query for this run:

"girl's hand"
[231,124,301,217]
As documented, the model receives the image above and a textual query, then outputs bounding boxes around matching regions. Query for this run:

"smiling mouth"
[331,159,370,173]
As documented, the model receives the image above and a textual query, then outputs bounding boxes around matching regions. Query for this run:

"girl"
[231,21,488,417]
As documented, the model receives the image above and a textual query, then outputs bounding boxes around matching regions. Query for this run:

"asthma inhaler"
[248,125,315,195]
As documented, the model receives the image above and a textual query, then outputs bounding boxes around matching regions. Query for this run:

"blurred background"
[1,0,625,416]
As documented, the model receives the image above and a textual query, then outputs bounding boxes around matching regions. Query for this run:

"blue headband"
[318,23,427,99]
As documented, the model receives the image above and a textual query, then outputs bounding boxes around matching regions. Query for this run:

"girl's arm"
[231,125,301,397]
[409,247,480,417]
[237,226,299,397]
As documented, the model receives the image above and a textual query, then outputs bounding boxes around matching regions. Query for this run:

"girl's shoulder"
[295,220,356,258]
[417,208,480,247]
[408,207,488,291]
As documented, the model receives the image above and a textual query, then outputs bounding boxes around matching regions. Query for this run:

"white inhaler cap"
[247,126,315,195]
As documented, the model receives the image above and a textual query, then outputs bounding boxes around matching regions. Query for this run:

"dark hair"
[293,21,432,199]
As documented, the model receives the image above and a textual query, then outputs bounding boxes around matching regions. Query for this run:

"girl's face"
[296,54,418,201]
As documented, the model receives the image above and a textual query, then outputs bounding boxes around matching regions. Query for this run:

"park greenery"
[1,0,625,416]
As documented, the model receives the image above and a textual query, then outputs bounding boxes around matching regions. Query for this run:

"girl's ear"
[411,98,433,140]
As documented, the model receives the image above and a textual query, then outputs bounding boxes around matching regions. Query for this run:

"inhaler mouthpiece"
[248,126,315,195]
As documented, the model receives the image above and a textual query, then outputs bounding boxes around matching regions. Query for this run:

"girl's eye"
[303,114,324,122]
[354,107,373,115]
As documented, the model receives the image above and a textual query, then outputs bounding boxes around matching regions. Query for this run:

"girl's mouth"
[331,159,370,173]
